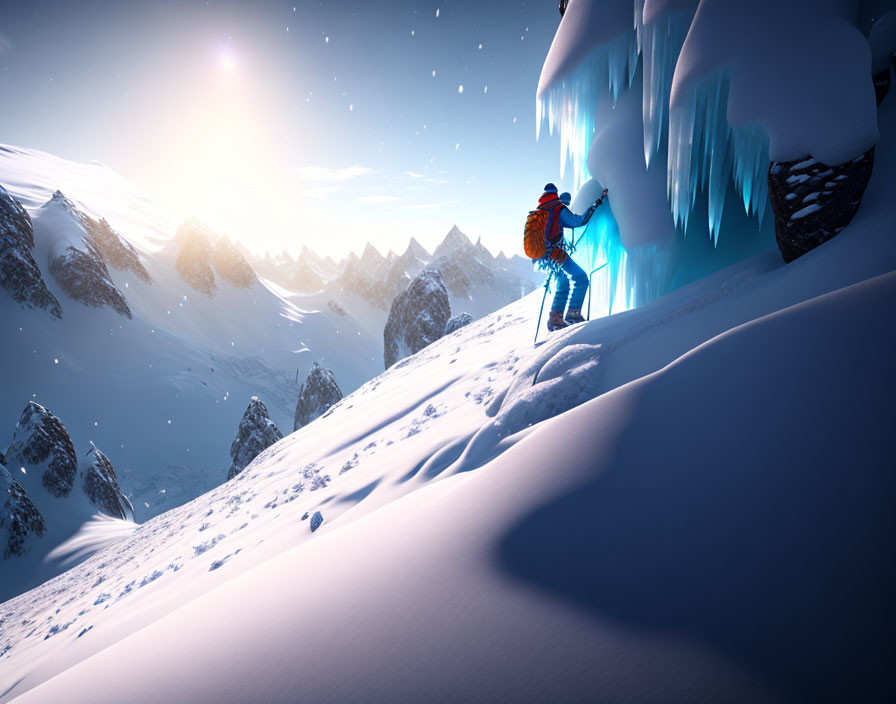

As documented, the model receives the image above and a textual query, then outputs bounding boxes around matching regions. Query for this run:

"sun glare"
[157,51,299,253]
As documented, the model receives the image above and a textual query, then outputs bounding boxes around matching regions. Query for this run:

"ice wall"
[536,0,879,314]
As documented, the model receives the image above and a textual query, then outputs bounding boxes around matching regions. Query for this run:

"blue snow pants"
[551,256,589,313]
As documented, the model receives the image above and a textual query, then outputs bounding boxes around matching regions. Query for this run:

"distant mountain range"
[242,225,539,318]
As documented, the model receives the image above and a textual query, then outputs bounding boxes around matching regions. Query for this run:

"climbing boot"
[547,310,568,332]
[565,307,586,324]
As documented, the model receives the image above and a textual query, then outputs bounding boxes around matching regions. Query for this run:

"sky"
[0,0,570,259]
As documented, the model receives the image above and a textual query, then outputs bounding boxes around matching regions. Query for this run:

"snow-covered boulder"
[444,312,473,336]
[0,185,62,318]
[81,447,134,521]
[769,150,876,262]
[383,269,451,369]
[4,401,78,498]
[227,397,283,481]
[0,465,46,559]
[294,362,343,431]
[40,191,131,317]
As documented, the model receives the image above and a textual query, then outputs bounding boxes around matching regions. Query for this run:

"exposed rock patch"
[769,150,875,263]
[294,362,343,431]
[384,269,451,369]
[0,185,62,317]
[4,402,78,498]
[227,397,283,481]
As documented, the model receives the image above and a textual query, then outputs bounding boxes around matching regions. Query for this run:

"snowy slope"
[0,89,893,700]
[0,145,387,521]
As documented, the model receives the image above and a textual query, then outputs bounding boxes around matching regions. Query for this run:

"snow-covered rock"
[174,220,216,296]
[444,312,473,336]
[211,237,255,289]
[294,362,343,431]
[4,402,78,499]
[40,192,131,318]
[81,448,134,521]
[383,269,451,369]
[288,256,323,293]
[0,185,61,318]
[175,220,256,294]
[769,150,876,262]
[226,397,283,481]
[0,466,46,559]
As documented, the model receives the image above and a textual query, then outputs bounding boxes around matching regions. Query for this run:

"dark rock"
[444,312,473,336]
[383,269,451,369]
[0,186,62,318]
[0,466,46,559]
[310,511,323,532]
[175,221,216,296]
[49,244,131,317]
[227,397,283,481]
[768,149,875,263]
[212,236,255,288]
[327,299,347,316]
[294,362,343,431]
[81,447,134,520]
[44,192,132,317]
[4,402,78,498]
[84,215,152,284]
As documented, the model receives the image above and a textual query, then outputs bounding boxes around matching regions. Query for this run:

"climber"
[523,182,606,332]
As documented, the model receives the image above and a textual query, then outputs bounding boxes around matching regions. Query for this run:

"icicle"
[536,29,639,193]
[637,5,692,168]
[667,70,770,244]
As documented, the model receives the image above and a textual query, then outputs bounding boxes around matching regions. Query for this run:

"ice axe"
[533,272,552,345]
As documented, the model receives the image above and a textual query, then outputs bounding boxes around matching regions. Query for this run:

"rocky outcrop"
[4,402,78,498]
[0,465,46,559]
[769,150,875,263]
[49,242,132,317]
[81,447,134,520]
[294,362,343,431]
[212,237,255,288]
[0,186,62,317]
[444,312,473,336]
[44,192,132,318]
[176,220,257,295]
[175,221,216,296]
[80,213,151,284]
[227,397,283,481]
[384,269,451,369]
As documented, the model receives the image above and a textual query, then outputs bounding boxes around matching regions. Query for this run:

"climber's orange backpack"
[524,204,563,261]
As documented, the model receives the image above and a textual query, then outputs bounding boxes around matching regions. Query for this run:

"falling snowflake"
[458,84,463,93]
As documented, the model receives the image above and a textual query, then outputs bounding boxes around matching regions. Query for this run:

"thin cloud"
[0,35,12,54]
[403,200,457,209]
[296,165,373,181]
[405,171,424,178]
[426,177,449,184]
[301,186,343,198]
[360,195,400,204]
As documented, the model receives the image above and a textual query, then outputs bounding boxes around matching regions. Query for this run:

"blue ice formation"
[536,29,639,191]
[634,0,692,167]
[667,71,770,243]
[537,0,773,312]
